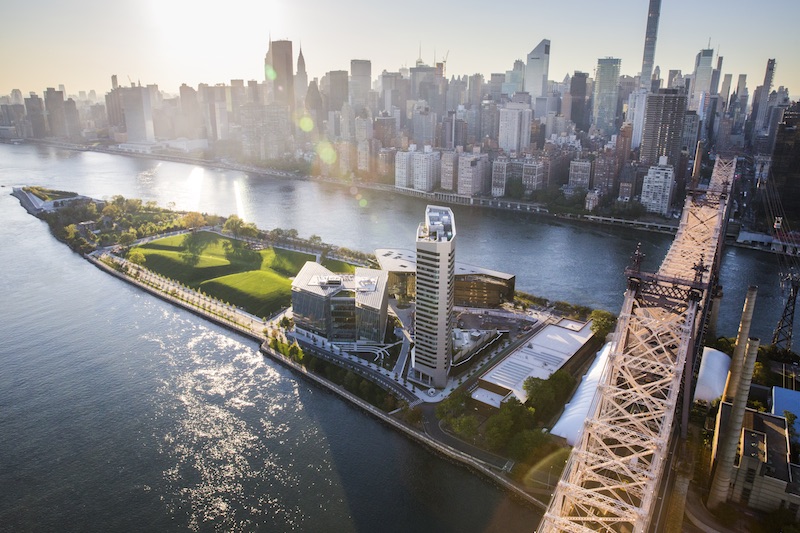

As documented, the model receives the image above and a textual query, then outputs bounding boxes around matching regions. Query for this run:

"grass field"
[133,231,314,316]
[321,258,357,274]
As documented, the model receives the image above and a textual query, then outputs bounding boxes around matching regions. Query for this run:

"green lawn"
[321,258,357,274]
[133,231,314,316]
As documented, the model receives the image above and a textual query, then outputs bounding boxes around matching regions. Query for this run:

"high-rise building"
[689,48,714,115]
[498,103,532,155]
[524,39,550,100]
[24,92,47,138]
[440,150,459,191]
[570,72,589,132]
[412,205,456,388]
[640,0,661,90]
[592,58,621,137]
[412,146,441,192]
[121,85,155,143]
[754,59,776,133]
[640,156,675,216]
[264,39,295,115]
[640,88,686,166]
[350,59,371,110]
[327,70,349,115]
[457,150,490,196]
[295,47,308,108]
[627,89,649,149]
[43,87,67,138]
[395,146,416,188]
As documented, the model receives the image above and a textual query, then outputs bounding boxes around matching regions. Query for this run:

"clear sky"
[2,0,798,100]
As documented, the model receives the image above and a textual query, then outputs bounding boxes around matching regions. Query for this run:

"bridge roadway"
[538,157,736,533]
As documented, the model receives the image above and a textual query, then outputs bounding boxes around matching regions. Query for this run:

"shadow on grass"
[222,239,263,270]
[180,231,210,267]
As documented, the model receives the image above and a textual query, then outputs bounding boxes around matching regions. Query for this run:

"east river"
[0,143,791,531]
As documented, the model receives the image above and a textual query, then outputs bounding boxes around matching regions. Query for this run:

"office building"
[570,71,589,131]
[350,59,371,110]
[264,39,295,115]
[640,156,674,216]
[524,40,550,100]
[689,48,714,115]
[291,262,388,343]
[43,87,67,138]
[640,88,687,166]
[592,58,621,137]
[412,206,456,388]
[295,47,308,107]
[121,85,155,143]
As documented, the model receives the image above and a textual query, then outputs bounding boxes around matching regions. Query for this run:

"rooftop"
[292,262,387,311]
[374,248,514,281]
[417,205,455,243]
[473,318,593,406]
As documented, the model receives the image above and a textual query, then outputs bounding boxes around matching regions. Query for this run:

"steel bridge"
[538,157,736,533]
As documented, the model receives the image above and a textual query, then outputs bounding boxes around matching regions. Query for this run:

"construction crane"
[754,155,800,350]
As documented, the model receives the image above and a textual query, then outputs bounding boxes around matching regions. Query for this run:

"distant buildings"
[592,58,621,137]
[640,88,687,167]
[524,39,550,101]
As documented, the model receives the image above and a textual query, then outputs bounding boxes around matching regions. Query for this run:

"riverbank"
[83,247,551,512]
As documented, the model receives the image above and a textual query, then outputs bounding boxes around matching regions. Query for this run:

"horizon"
[2,0,798,100]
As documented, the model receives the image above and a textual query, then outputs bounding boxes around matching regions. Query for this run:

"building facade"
[412,206,456,388]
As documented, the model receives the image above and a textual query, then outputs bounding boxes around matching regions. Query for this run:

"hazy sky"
[3,0,798,99]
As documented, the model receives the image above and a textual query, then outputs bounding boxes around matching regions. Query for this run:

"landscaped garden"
[132,231,314,317]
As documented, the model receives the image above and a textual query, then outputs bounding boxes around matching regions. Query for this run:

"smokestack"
[723,286,757,402]
[707,337,760,509]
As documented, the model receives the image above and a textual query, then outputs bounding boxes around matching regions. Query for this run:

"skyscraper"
[122,85,155,143]
[295,47,308,108]
[640,88,687,167]
[689,48,714,115]
[327,70,349,115]
[592,58,621,137]
[498,103,532,155]
[350,59,371,110]
[43,87,67,138]
[524,39,550,100]
[264,39,295,115]
[754,59,776,133]
[640,0,661,90]
[24,92,47,138]
[412,205,456,388]
[570,72,589,132]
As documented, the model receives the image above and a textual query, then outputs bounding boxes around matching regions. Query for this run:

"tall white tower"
[411,206,456,388]
[524,39,550,100]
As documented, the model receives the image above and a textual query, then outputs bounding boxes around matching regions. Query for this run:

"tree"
[309,234,323,246]
[451,414,479,440]
[102,203,122,220]
[785,410,797,442]
[589,309,617,339]
[127,250,146,267]
[223,215,245,237]
[118,229,137,246]
[182,212,206,232]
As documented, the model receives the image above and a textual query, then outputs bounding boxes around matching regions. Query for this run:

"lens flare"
[265,66,277,81]
[298,116,314,132]
[359,198,368,208]
[316,142,336,165]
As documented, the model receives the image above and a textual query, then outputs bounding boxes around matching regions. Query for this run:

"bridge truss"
[539,157,736,533]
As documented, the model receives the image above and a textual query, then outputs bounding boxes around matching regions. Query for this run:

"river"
[0,143,790,531]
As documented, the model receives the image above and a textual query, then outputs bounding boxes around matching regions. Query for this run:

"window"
[740,488,751,505]
[745,468,756,484]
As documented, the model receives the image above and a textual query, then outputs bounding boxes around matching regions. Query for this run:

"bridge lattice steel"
[538,157,736,533]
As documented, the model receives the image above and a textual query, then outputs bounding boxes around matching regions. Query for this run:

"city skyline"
[2,0,798,99]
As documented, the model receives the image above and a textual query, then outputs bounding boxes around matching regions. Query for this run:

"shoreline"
[82,249,550,512]
[11,138,786,252]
